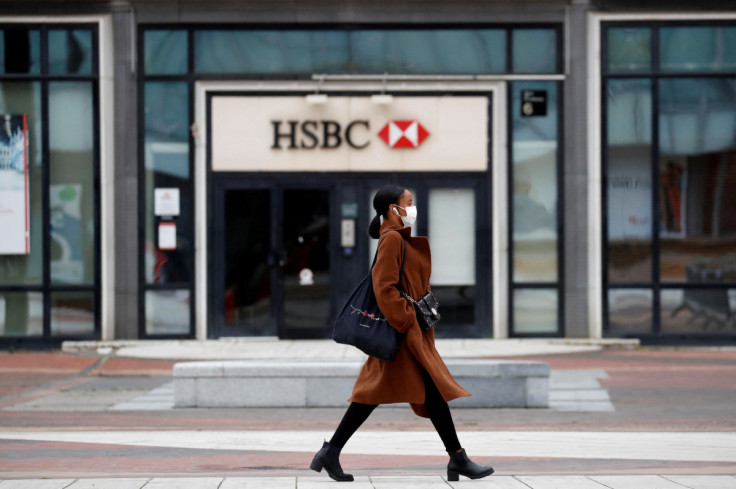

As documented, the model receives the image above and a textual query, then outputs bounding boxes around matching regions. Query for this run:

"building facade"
[1,0,735,346]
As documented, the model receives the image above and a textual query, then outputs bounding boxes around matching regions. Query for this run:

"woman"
[311,184,494,482]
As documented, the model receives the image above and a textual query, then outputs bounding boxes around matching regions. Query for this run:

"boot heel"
[448,470,459,481]
[310,457,323,473]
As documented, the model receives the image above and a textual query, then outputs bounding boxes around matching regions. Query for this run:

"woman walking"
[310,184,494,482]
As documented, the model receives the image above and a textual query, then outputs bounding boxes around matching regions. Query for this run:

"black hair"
[368,184,406,239]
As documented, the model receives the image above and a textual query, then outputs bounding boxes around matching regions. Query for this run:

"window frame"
[0,23,101,345]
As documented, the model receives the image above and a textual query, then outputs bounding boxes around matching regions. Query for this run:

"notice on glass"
[0,114,30,255]
[158,222,177,250]
[154,188,180,216]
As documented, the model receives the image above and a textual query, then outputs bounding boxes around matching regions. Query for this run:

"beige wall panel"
[211,96,487,172]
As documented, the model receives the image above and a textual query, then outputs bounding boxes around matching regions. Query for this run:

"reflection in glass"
[51,292,94,336]
[607,289,652,335]
[607,27,651,73]
[513,289,558,334]
[49,30,93,74]
[224,190,272,332]
[511,81,558,282]
[606,79,653,282]
[512,29,557,74]
[283,189,330,333]
[662,288,736,333]
[0,82,43,286]
[195,30,349,74]
[0,292,42,336]
[144,30,187,75]
[660,27,736,72]
[145,289,190,335]
[49,82,95,285]
[144,82,191,284]
[0,29,40,74]
[659,79,736,282]
[429,189,475,325]
[352,30,505,74]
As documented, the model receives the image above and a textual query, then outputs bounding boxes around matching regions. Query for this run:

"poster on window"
[0,114,29,254]
[50,184,84,283]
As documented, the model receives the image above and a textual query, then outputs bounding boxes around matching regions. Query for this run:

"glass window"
[512,29,557,74]
[0,82,43,286]
[195,30,349,74]
[606,79,653,282]
[144,30,187,75]
[49,82,95,285]
[661,288,736,334]
[0,291,43,336]
[660,26,736,72]
[607,27,651,73]
[351,30,505,74]
[659,78,736,283]
[144,82,191,284]
[607,288,652,335]
[48,30,93,75]
[429,188,476,325]
[0,29,41,74]
[513,289,558,334]
[51,291,94,336]
[511,81,558,283]
[145,289,190,335]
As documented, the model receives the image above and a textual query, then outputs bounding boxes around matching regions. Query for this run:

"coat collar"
[380,219,412,237]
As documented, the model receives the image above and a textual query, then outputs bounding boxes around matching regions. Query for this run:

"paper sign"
[154,188,180,216]
[158,222,177,250]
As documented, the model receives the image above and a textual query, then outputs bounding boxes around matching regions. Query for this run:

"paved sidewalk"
[1,475,735,489]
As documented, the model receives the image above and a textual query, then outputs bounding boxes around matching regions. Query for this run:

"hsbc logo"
[271,119,429,150]
[378,120,429,148]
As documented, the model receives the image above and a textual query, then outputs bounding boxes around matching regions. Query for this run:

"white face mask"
[392,204,417,227]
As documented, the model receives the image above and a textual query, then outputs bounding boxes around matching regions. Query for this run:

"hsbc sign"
[212,96,486,172]
[271,119,429,150]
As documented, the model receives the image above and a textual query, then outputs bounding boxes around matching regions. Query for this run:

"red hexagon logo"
[378,120,429,148]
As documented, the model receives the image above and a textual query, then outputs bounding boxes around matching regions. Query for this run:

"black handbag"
[332,240,407,361]
[401,289,440,331]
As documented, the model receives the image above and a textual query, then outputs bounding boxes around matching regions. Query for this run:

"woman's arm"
[372,232,417,334]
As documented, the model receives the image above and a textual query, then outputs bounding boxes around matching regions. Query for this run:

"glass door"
[217,185,332,338]
[281,189,331,337]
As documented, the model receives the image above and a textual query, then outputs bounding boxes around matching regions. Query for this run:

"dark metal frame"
[0,24,101,347]
[507,80,565,338]
[205,91,494,339]
[138,22,564,339]
[601,20,736,344]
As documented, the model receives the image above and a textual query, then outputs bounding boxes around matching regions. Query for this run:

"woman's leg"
[330,402,378,448]
[420,369,495,481]
[311,402,377,482]
[421,369,461,452]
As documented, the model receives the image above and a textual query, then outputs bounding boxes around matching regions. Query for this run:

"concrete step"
[173,359,550,408]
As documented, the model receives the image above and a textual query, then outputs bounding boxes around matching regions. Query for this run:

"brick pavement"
[0,346,734,486]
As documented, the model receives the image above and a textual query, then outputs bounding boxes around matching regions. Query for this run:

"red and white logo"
[378,120,429,148]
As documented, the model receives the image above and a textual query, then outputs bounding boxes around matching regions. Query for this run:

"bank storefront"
[0,1,735,345]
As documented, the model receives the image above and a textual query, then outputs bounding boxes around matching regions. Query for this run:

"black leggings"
[329,369,462,453]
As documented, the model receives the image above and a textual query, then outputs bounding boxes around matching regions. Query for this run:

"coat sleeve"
[372,232,417,334]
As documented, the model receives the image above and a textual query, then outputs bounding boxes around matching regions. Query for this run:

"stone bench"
[173,359,550,409]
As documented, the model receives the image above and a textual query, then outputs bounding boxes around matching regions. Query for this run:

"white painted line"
[0,431,734,463]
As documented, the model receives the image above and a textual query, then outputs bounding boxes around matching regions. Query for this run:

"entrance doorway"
[215,185,332,338]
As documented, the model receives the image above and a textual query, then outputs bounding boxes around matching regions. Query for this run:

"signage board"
[211,96,488,172]
[0,114,29,255]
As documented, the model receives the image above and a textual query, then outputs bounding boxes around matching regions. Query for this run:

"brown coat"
[348,220,470,417]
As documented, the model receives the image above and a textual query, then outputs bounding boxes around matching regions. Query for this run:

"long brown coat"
[349,220,470,417]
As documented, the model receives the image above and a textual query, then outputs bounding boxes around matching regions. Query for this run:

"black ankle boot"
[310,440,354,482]
[447,448,494,481]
